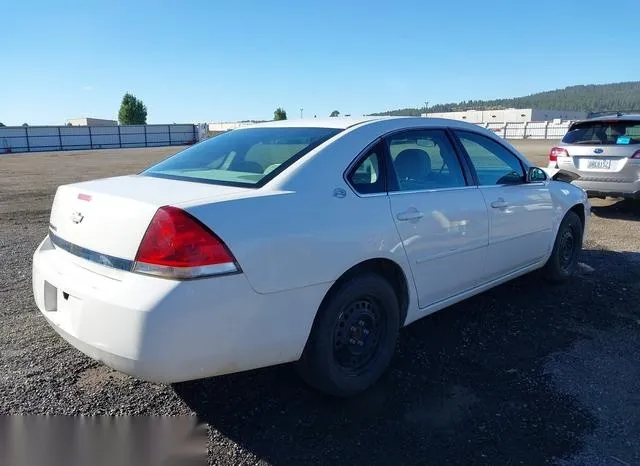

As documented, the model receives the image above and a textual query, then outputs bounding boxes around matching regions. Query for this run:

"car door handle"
[396,210,424,221]
[490,198,508,209]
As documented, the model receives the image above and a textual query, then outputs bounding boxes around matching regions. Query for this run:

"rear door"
[385,129,489,309]
[452,130,554,281]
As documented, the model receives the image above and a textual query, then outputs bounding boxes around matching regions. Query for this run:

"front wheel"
[296,273,400,398]
[543,210,583,282]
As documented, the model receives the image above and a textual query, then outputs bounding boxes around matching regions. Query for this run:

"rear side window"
[143,127,342,187]
[386,129,467,191]
[562,120,640,145]
[347,145,385,194]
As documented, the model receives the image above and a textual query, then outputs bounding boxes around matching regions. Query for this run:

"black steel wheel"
[332,298,387,375]
[544,210,583,282]
[296,273,400,397]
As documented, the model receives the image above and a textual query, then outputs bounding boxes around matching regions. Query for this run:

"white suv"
[548,114,640,199]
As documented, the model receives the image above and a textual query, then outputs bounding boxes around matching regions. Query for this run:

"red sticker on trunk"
[77,193,92,201]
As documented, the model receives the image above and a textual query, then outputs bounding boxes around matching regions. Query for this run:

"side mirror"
[527,166,548,183]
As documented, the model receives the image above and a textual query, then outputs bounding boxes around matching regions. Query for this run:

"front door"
[453,130,554,281]
[385,129,489,309]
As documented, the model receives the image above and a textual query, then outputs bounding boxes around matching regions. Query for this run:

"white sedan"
[32,117,590,397]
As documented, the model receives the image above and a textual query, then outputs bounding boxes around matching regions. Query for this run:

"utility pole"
[300,108,304,119]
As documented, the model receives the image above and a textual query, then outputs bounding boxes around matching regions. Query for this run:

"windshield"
[562,120,640,145]
[142,126,342,187]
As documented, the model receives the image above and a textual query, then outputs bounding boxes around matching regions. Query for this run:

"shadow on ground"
[591,198,640,221]
[174,249,640,466]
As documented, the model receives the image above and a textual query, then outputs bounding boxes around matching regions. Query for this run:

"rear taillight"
[133,206,239,279]
[631,150,640,159]
[549,147,569,162]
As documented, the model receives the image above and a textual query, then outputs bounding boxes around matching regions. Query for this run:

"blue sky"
[1,0,638,126]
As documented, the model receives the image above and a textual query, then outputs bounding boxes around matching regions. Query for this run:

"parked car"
[32,116,590,397]
[548,114,640,199]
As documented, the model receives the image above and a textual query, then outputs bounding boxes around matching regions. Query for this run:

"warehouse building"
[65,117,118,126]
[421,108,587,123]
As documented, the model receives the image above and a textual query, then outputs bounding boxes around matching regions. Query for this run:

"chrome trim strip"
[132,261,239,279]
[49,230,133,272]
[479,183,543,189]
[388,186,478,196]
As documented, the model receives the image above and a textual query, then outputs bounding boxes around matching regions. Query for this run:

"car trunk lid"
[49,174,249,266]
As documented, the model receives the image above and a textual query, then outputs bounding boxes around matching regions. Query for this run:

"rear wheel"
[296,273,400,397]
[543,210,583,282]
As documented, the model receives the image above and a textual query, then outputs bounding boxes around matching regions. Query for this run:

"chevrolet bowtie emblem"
[71,211,84,224]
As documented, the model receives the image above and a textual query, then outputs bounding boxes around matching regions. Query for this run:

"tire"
[543,210,583,282]
[296,273,400,398]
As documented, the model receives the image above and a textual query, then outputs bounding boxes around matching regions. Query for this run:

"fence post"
[168,125,172,146]
[504,122,509,139]
[88,126,93,149]
[117,125,121,148]
[144,125,147,147]
[25,126,30,152]
[544,121,549,139]
[58,127,62,151]
[523,121,529,139]
[192,125,196,143]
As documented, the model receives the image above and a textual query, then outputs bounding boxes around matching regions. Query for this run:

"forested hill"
[371,81,640,117]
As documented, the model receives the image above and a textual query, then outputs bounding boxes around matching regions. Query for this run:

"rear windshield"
[562,120,640,145]
[142,127,342,187]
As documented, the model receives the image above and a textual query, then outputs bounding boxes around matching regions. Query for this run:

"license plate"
[587,159,611,169]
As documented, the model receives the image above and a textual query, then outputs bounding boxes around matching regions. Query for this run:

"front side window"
[562,120,640,145]
[386,129,467,191]
[455,131,525,186]
[143,127,342,187]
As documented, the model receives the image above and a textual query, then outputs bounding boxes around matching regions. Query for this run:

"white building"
[66,117,118,126]
[421,108,587,123]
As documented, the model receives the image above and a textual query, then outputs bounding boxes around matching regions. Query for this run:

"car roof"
[246,116,392,130]
[238,115,487,131]
[582,114,640,123]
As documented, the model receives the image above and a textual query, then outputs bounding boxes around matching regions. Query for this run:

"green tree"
[274,107,287,120]
[0,122,4,127]
[21,123,28,127]
[118,93,148,124]
[330,110,340,117]
[369,81,640,116]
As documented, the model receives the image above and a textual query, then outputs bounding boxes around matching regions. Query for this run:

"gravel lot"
[1,141,639,465]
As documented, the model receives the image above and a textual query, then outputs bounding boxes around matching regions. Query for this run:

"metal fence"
[476,120,572,140]
[0,124,198,154]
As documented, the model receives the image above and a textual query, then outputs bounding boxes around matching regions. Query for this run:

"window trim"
[451,129,529,187]
[382,128,472,193]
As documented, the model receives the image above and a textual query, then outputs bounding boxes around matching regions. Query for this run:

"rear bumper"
[572,179,640,199]
[553,160,640,198]
[32,235,328,383]
[583,190,640,199]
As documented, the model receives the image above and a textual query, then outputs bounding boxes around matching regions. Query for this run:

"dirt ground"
[1,141,639,465]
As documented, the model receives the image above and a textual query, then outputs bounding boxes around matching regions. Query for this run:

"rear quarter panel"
[186,190,411,295]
